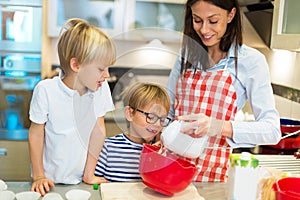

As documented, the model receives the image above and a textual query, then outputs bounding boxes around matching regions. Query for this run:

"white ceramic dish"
[0,179,7,191]
[65,189,91,200]
[0,190,15,200]
[15,191,41,200]
[161,120,208,159]
[42,192,63,200]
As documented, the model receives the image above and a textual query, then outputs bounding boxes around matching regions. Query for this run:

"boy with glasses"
[95,82,171,182]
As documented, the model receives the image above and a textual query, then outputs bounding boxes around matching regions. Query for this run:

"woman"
[167,0,281,182]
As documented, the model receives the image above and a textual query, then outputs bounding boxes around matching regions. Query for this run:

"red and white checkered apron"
[175,68,237,182]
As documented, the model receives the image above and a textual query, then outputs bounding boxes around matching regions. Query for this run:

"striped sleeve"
[95,134,143,182]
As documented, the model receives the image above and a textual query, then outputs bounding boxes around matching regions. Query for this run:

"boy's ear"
[124,106,134,122]
[70,57,80,72]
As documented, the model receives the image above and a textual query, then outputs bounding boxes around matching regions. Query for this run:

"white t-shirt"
[29,75,114,184]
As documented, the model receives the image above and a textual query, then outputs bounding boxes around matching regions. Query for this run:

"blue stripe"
[95,133,145,182]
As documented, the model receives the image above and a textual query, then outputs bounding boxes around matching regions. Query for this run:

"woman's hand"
[178,113,224,138]
[31,176,55,196]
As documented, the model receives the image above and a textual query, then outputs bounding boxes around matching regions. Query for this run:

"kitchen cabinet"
[124,0,185,32]
[0,140,31,181]
[47,0,185,42]
[47,0,125,37]
[271,0,300,51]
[122,0,185,42]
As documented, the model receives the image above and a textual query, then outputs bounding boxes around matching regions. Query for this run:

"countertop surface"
[3,155,299,199]
[5,181,227,200]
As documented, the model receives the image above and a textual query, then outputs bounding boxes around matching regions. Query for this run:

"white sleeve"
[228,50,281,147]
[29,82,49,124]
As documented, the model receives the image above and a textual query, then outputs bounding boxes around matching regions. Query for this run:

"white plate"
[65,189,91,200]
[15,191,41,200]
[42,192,63,200]
[0,179,7,191]
[0,190,15,200]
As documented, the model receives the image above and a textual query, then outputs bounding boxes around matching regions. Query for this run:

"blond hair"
[122,82,170,113]
[57,18,116,74]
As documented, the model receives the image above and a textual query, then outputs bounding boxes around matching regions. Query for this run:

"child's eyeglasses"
[130,107,171,127]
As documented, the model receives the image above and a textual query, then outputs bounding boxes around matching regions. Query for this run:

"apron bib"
[175,68,237,182]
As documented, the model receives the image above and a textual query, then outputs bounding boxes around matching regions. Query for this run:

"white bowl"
[0,190,15,200]
[161,120,208,158]
[65,189,91,200]
[15,191,41,200]
[42,192,63,200]
[0,179,7,191]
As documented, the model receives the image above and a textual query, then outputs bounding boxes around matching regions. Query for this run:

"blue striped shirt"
[95,133,143,182]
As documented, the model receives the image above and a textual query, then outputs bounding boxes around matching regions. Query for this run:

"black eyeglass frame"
[130,106,171,127]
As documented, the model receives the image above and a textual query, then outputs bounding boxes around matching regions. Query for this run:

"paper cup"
[0,179,7,191]
[65,189,91,200]
[0,190,15,200]
[42,192,64,200]
[15,191,41,200]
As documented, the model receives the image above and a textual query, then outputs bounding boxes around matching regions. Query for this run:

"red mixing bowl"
[139,144,197,196]
[272,177,300,200]
[267,118,300,150]
[280,118,300,133]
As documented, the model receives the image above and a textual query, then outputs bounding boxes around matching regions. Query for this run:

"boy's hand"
[83,174,109,184]
[31,177,55,196]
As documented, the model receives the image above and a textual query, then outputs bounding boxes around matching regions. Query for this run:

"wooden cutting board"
[100,182,204,200]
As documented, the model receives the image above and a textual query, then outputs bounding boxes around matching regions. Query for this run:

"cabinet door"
[271,0,300,51]
[122,0,185,42]
[0,140,31,181]
[47,0,125,37]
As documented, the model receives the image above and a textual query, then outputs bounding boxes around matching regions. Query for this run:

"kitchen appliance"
[3,54,41,73]
[161,120,209,159]
[0,0,42,131]
[0,0,42,52]
[139,144,197,196]
[272,177,300,200]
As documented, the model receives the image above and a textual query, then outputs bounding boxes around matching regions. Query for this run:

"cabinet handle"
[0,148,7,156]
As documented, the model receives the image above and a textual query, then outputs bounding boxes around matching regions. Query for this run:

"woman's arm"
[229,49,281,146]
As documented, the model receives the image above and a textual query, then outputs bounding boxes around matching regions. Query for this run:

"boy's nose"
[103,68,110,78]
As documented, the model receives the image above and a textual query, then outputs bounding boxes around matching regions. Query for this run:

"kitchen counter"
[5,182,227,200]
[6,182,102,200]
[4,155,299,199]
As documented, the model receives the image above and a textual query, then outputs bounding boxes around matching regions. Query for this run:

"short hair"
[57,18,116,74]
[122,82,171,114]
